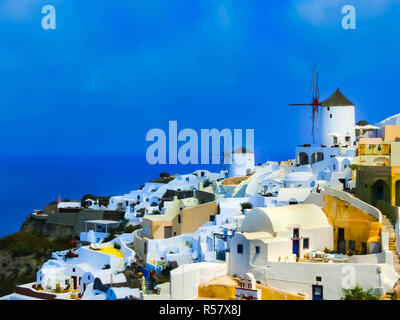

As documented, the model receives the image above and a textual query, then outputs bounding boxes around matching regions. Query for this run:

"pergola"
[84,220,120,233]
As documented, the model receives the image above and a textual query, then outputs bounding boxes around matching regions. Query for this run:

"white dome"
[240,204,330,234]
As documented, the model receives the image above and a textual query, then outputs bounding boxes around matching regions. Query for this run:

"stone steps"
[382,215,400,299]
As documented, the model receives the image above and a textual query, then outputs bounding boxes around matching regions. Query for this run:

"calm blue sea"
[0,150,291,238]
[0,152,222,238]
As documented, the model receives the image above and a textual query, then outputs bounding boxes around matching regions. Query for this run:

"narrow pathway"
[381,215,400,300]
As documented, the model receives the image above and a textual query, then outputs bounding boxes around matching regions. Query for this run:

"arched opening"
[297,152,309,165]
[396,180,400,207]
[311,152,324,164]
[371,179,390,206]
[342,159,351,170]
[373,157,386,166]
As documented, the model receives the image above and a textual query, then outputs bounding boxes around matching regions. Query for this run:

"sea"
[0,150,290,238]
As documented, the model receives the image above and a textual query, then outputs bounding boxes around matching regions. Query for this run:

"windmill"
[211,141,230,174]
[290,65,321,144]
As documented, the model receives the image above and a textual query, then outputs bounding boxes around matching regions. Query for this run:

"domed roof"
[232,147,253,154]
[240,204,330,234]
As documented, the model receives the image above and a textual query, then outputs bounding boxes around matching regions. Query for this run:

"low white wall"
[303,192,323,207]
[348,252,387,264]
[395,208,400,256]
[114,237,135,266]
[78,247,116,269]
[170,262,227,300]
[248,258,397,300]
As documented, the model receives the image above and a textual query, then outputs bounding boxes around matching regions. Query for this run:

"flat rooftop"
[84,220,119,225]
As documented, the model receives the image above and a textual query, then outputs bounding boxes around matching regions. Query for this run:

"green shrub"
[203,179,212,188]
[0,232,70,258]
[240,202,253,213]
[125,224,142,233]
[160,172,170,178]
[340,286,381,300]
[323,247,332,254]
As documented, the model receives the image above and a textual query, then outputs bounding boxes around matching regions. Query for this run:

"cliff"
[0,215,73,297]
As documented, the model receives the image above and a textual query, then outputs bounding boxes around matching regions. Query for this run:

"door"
[292,239,299,257]
[164,226,172,239]
[312,285,323,300]
[72,276,77,290]
[292,228,300,258]
[337,228,346,254]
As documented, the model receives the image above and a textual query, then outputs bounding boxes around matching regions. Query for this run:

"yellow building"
[322,187,382,254]
[142,196,218,240]
[353,124,400,222]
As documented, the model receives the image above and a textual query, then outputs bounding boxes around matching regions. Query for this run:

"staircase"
[381,215,400,273]
[381,215,400,300]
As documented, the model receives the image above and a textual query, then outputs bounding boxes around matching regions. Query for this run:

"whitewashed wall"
[170,262,227,300]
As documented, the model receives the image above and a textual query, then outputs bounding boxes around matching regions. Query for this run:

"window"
[237,244,243,254]
[345,136,350,142]
[316,276,322,282]
[144,242,147,254]
[178,214,181,224]
[349,240,356,250]
[330,114,332,118]
[293,228,299,238]
[333,164,336,171]
[303,238,309,249]
[209,215,215,222]
[255,246,260,254]
[72,268,75,273]
[327,107,330,111]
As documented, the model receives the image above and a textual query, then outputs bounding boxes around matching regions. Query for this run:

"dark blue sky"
[1,0,400,162]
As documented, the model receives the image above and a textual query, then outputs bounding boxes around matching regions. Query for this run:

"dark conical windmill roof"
[232,146,253,154]
[320,88,354,107]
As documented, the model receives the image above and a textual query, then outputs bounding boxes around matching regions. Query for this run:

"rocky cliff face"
[20,214,74,240]
[0,215,73,297]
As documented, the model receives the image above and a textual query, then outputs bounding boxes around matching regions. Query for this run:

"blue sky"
[1,0,400,162]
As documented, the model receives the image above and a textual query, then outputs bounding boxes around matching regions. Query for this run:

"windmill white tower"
[318,88,355,148]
